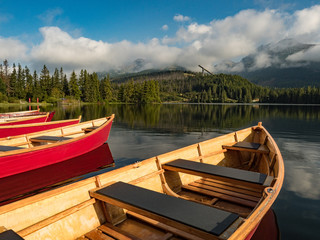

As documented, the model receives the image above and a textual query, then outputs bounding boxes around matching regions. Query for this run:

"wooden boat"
[0,122,284,240]
[0,114,114,178]
[0,116,81,138]
[0,111,55,125]
[0,109,40,118]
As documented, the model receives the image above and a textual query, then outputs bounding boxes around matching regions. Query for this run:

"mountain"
[214,39,320,87]
[97,59,187,82]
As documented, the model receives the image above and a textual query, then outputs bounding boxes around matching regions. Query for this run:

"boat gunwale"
[0,116,82,129]
[0,109,40,117]
[0,113,49,125]
[227,125,284,240]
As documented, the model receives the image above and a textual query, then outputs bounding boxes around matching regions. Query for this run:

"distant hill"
[214,39,320,87]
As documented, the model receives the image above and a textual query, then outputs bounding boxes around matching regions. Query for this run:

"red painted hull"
[0,111,55,126]
[0,116,113,178]
[45,111,55,121]
[0,115,48,125]
[0,111,55,121]
[0,143,114,205]
[0,109,40,118]
[0,118,80,138]
[245,209,280,240]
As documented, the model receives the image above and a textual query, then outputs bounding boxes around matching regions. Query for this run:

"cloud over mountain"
[1,5,320,73]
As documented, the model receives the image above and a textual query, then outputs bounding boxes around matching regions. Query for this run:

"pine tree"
[69,71,81,100]
[62,74,69,96]
[40,65,51,99]
[9,63,17,97]
[25,66,33,100]
[16,64,26,99]
[32,70,42,101]
[51,68,62,98]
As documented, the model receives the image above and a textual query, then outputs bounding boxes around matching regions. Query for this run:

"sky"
[0,0,320,74]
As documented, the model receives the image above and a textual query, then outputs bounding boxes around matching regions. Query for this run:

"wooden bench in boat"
[0,145,24,152]
[162,159,273,189]
[29,135,72,143]
[91,181,240,240]
[222,141,269,154]
[0,229,24,240]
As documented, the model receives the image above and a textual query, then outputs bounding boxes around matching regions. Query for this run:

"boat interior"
[0,123,283,240]
[0,117,112,153]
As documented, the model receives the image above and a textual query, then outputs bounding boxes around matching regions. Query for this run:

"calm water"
[1,103,320,240]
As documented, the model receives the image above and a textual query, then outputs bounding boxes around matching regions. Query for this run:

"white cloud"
[162,24,169,31]
[287,45,320,62]
[289,5,320,42]
[29,27,182,73]
[0,37,28,62]
[173,14,191,22]
[2,5,320,74]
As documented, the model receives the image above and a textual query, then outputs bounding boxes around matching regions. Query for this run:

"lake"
[1,103,319,240]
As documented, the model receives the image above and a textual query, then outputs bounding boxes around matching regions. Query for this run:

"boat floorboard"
[178,177,261,218]
[79,214,192,240]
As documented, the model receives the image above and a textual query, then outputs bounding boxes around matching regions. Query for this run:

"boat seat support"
[90,181,239,240]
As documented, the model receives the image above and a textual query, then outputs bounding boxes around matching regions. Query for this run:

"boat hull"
[0,109,40,118]
[0,112,55,126]
[0,143,114,205]
[0,118,80,138]
[0,116,113,178]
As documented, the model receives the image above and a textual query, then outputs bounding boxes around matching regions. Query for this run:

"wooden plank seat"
[0,145,24,152]
[30,135,72,143]
[222,141,269,154]
[91,181,239,239]
[0,229,24,240]
[162,159,273,189]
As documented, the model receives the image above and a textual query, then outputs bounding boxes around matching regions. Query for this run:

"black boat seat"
[162,159,273,187]
[91,181,239,238]
[30,135,72,143]
[0,145,24,152]
[222,141,269,154]
[0,230,24,240]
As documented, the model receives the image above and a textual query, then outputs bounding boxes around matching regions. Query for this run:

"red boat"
[0,111,55,125]
[0,109,40,118]
[0,114,114,178]
[0,109,54,118]
[0,116,81,138]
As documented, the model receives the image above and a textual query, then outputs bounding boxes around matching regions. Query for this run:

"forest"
[0,60,320,104]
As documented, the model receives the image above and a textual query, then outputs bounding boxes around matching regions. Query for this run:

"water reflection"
[1,103,320,239]
[0,143,114,205]
[279,139,320,200]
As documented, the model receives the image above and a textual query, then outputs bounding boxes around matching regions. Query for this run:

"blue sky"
[0,0,320,73]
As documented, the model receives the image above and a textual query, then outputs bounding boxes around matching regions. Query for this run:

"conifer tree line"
[1,60,320,104]
[0,60,160,104]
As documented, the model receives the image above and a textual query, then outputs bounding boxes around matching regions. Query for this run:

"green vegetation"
[1,60,320,104]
